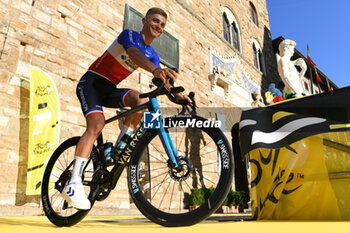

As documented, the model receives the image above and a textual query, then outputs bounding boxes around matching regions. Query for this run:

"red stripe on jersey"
[89,51,132,85]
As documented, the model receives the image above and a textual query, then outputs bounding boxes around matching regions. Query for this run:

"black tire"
[128,115,234,226]
[41,137,98,226]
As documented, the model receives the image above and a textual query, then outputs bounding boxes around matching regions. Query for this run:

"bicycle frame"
[95,96,180,190]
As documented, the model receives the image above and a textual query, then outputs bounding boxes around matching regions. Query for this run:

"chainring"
[90,169,113,201]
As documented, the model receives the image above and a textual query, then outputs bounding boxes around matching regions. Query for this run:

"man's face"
[143,13,167,38]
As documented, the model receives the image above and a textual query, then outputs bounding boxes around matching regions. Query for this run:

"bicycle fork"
[149,98,181,169]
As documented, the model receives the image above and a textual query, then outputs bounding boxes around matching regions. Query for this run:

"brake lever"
[188,92,197,115]
[179,102,187,115]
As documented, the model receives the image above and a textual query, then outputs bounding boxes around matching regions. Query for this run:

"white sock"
[70,156,88,184]
[116,125,134,146]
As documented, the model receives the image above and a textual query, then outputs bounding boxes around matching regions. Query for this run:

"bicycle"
[41,78,234,227]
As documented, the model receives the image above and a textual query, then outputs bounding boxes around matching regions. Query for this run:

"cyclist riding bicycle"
[62,7,192,210]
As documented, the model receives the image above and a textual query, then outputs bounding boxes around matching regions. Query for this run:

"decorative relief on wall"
[209,65,232,98]
[209,47,259,104]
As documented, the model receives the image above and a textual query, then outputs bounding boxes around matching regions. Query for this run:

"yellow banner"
[27,66,60,195]
[250,133,349,220]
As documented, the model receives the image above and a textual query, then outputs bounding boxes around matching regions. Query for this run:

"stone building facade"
[0,0,279,216]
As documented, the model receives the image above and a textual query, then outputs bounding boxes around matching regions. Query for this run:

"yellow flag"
[27,66,60,195]
[250,135,342,220]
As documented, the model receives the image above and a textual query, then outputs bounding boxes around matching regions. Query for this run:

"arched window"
[230,21,239,51]
[223,13,230,43]
[222,7,241,52]
[252,38,265,74]
[253,43,259,68]
[250,2,258,26]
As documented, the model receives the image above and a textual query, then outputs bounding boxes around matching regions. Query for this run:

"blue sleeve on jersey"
[151,52,161,68]
[117,29,137,50]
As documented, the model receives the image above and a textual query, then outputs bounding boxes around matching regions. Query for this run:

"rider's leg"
[71,113,105,181]
[62,113,105,210]
[116,90,148,143]
[123,90,148,128]
[75,113,105,158]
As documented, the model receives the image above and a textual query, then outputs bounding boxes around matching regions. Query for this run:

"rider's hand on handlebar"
[152,68,177,84]
[174,92,194,107]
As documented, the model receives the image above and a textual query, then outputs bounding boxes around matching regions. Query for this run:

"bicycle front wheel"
[128,115,234,226]
[41,137,98,226]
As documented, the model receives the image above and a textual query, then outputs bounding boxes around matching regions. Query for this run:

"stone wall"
[0,0,278,216]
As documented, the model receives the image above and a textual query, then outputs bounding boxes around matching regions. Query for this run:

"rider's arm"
[127,47,177,84]
[127,47,191,104]
[126,47,159,76]
[118,29,177,83]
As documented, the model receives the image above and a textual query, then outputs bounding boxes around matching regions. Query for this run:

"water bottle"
[103,139,114,165]
[115,132,133,155]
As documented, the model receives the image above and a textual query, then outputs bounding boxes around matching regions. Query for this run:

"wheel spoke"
[201,176,217,185]
[158,178,173,209]
[198,149,217,157]
[197,170,220,175]
[200,161,220,167]
[183,178,192,191]
[149,152,167,164]
[168,180,176,211]
[199,139,214,151]
[150,142,168,162]
[178,181,184,213]
[149,166,168,172]
[148,170,169,180]
[176,131,186,152]
[151,173,170,201]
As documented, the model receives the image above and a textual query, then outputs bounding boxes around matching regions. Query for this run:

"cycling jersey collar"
[139,31,151,47]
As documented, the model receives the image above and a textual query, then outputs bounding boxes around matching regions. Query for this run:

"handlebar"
[139,78,183,103]
[139,78,190,115]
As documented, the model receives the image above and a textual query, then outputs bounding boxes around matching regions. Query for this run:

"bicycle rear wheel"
[41,137,98,226]
[128,115,234,226]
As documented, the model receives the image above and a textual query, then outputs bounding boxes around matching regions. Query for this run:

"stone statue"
[251,90,265,107]
[277,39,307,97]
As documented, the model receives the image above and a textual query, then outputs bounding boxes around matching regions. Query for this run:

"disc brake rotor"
[169,156,193,181]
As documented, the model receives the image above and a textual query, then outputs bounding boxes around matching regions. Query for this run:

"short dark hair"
[145,7,167,19]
